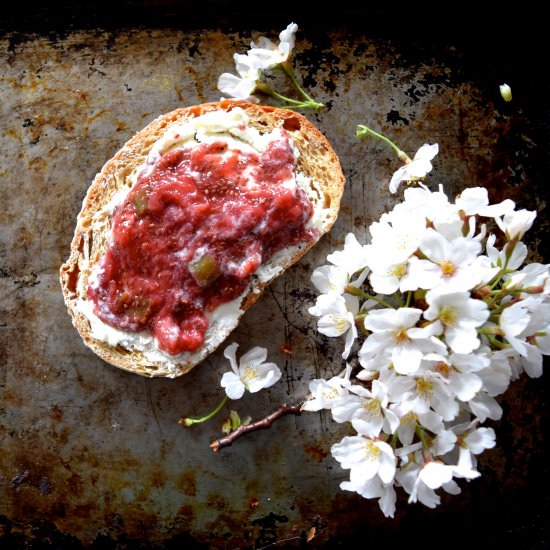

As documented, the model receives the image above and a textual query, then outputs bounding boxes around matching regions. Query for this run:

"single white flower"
[486,233,527,270]
[369,209,428,265]
[340,473,397,518]
[397,462,456,509]
[368,258,411,295]
[393,410,444,446]
[309,293,358,359]
[220,343,281,400]
[360,307,446,375]
[331,380,399,438]
[424,290,489,354]
[428,353,484,403]
[389,185,452,226]
[395,370,459,422]
[477,348,513,397]
[495,208,537,240]
[467,392,502,422]
[248,22,298,69]
[409,229,486,293]
[505,262,550,293]
[302,367,352,412]
[310,264,349,295]
[430,428,457,456]
[457,425,496,472]
[454,187,515,218]
[389,143,439,194]
[326,232,371,280]
[217,71,258,100]
[217,53,262,100]
[331,435,397,485]
[499,298,550,378]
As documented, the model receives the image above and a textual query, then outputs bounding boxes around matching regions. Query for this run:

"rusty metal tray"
[1,4,548,548]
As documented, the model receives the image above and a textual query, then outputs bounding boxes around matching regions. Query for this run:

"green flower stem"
[485,334,510,350]
[356,124,411,162]
[404,291,413,308]
[280,61,324,108]
[181,395,228,427]
[345,285,394,309]
[255,80,323,111]
[415,424,431,450]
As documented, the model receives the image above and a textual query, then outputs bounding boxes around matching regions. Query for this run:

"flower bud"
[499,83,512,102]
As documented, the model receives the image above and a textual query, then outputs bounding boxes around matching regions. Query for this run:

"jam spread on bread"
[87,134,315,355]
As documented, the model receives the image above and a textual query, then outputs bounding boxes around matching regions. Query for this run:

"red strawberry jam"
[88,133,315,355]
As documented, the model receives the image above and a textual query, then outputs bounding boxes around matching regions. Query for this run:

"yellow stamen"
[401,411,418,426]
[362,399,382,419]
[322,388,340,400]
[329,314,349,334]
[440,306,457,326]
[389,263,407,277]
[393,327,409,343]
[361,439,381,461]
[416,378,433,398]
[241,366,258,384]
[435,362,451,378]
[439,260,456,277]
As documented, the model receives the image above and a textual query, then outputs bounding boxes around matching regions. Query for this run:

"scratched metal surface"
[0,9,548,549]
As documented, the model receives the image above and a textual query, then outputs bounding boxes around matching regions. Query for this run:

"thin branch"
[210,403,303,452]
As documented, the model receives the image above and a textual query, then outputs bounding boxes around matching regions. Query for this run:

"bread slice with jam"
[59,100,345,378]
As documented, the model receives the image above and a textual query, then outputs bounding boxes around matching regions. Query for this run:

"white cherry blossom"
[456,424,496,472]
[310,264,349,295]
[217,53,262,100]
[340,473,397,518]
[220,343,281,400]
[496,208,537,240]
[486,234,527,270]
[499,298,550,377]
[427,352,484,402]
[389,143,439,194]
[332,435,397,485]
[455,187,515,218]
[326,232,372,280]
[390,185,452,225]
[308,293,359,359]
[360,307,446,375]
[302,366,352,412]
[505,262,550,293]
[393,370,459,422]
[424,290,489,354]
[467,392,503,422]
[331,380,399,437]
[369,209,428,265]
[248,23,298,69]
[396,463,451,508]
[409,229,488,293]
[394,410,444,446]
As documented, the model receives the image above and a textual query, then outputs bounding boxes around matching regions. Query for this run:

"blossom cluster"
[306,160,549,516]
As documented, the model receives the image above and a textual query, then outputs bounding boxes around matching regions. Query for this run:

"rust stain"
[183,65,205,103]
[303,444,328,462]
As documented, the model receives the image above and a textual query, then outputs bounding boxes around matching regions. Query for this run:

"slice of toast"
[60,100,345,377]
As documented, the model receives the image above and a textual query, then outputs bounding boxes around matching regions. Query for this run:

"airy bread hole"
[283,116,301,132]
[64,264,80,294]
[323,192,331,209]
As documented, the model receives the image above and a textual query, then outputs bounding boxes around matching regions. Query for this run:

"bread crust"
[59,100,345,377]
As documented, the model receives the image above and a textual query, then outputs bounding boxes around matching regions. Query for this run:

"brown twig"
[210,403,303,452]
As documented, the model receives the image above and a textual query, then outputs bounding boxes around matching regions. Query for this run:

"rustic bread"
[59,100,345,378]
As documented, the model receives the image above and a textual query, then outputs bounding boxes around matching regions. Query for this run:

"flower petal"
[220,371,246,400]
